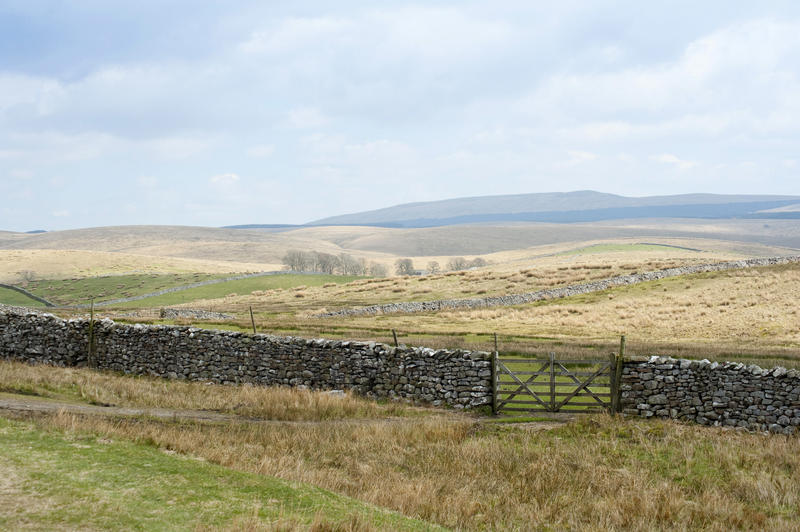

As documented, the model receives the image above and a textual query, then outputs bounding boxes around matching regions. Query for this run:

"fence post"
[392,329,399,347]
[491,350,498,415]
[249,306,257,334]
[549,351,556,412]
[87,298,96,368]
[614,335,626,413]
[609,352,618,414]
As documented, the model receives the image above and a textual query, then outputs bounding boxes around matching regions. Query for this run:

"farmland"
[3,229,800,529]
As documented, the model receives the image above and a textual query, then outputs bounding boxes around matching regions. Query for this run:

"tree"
[446,257,469,271]
[282,250,310,272]
[313,252,341,274]
[426,261,440,274]
[469,257,487,268]
[368,262,387,277]
[395,258,414,276]
[339,254,366,275]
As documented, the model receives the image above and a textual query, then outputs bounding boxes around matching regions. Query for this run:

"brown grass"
[17,409,800,531]
[0,361,414,421]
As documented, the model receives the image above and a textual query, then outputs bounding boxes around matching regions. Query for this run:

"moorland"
[2,203,800,529]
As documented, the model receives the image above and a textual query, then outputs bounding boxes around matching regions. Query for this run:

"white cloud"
[652,153,697,170]
[247,144,275,158]
[9,169,34,180]
[287,107,329,129]
[239,17,352,54]
[210,173,240,186]
[137,176,157,187]
[51,209,70,217]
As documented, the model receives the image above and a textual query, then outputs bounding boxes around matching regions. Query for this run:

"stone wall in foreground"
[622,356,800,434]
[0,308,492,408]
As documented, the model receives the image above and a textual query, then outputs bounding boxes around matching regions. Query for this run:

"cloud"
[51,210,70,217]
[137,176,157,187]
[287,107,329,129]
[209,173,240,186]
[239,17,352,54]
[9,169,34,179]
[247,144,275,158]
[652,153,697,170]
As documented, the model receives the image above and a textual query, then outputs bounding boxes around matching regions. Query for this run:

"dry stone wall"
[622,356,800,434]
[319,256,800,318]
[0,307,492,408]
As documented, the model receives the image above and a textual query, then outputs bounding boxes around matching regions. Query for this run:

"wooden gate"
[492,353,622,414]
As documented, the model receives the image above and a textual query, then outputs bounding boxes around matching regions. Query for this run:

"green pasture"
[113,273,365,308]
[0,286,47,308]
[24,273,226,306]
[0,416,437,531]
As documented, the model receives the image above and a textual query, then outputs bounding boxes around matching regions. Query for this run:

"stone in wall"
[621,356,800,434]
[0,307,492,409]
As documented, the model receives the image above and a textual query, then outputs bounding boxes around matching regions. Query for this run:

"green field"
[0,416,436,531]
[113,273,365,308]
[0,286,47,308]
[24,273,226,306]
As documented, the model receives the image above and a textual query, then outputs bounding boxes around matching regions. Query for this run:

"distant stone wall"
[0,283,55,307]
[0,308,491,409]
[319,256,800,317]
[621,356,800,434]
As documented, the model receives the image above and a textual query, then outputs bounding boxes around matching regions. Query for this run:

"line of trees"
[446,257,487,271]
[282,250,386,277]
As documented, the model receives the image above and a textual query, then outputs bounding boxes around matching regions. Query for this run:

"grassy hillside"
[23,272,226,306]
[0,287,47,308]
[0,249,269,284]
[113,273,363,308]
[0,416,433,531]
[123,256,800,370]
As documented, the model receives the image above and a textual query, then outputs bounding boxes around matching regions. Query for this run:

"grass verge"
[6,406,800,530]
[0,416,435,531]
[0,360,417,421]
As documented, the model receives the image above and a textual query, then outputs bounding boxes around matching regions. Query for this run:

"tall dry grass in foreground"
[27,410,800,531]
[0,360,413,421]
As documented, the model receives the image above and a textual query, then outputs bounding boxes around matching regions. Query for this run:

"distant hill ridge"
[309,191,800,227]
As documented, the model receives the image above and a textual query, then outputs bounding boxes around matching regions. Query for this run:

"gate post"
[549,352,556,412]
[614,335,626,413]
[491,350,498,415]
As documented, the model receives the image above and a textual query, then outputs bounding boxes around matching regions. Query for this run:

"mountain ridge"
[309,191,800,227]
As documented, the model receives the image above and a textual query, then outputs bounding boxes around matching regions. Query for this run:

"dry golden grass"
[0,249,270,283]
[0,360,414,421]
[175,247,734,317]
[396,262,800,354]
[17,409,800,531]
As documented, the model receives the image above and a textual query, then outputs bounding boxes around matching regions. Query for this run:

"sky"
[1,1,799,231]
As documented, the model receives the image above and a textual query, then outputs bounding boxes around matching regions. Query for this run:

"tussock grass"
[0,416,430,531]
[0,361,413,421]
[16,410,800,530]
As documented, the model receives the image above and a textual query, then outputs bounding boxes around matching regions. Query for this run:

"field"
[3,226,800,529]
[0,287,47,308]
[2,362,799,530]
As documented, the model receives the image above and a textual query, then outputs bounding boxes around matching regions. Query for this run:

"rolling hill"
[310,191,800,227]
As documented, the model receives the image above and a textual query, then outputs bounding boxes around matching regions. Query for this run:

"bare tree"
[446,257,469,271]
[282,250,311,272]
[426,261,440,274]
[469,257,487,268]
[395,258,414,276]
[368,262,387,277]
[339,254,366,275]
[314,252,341,274]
